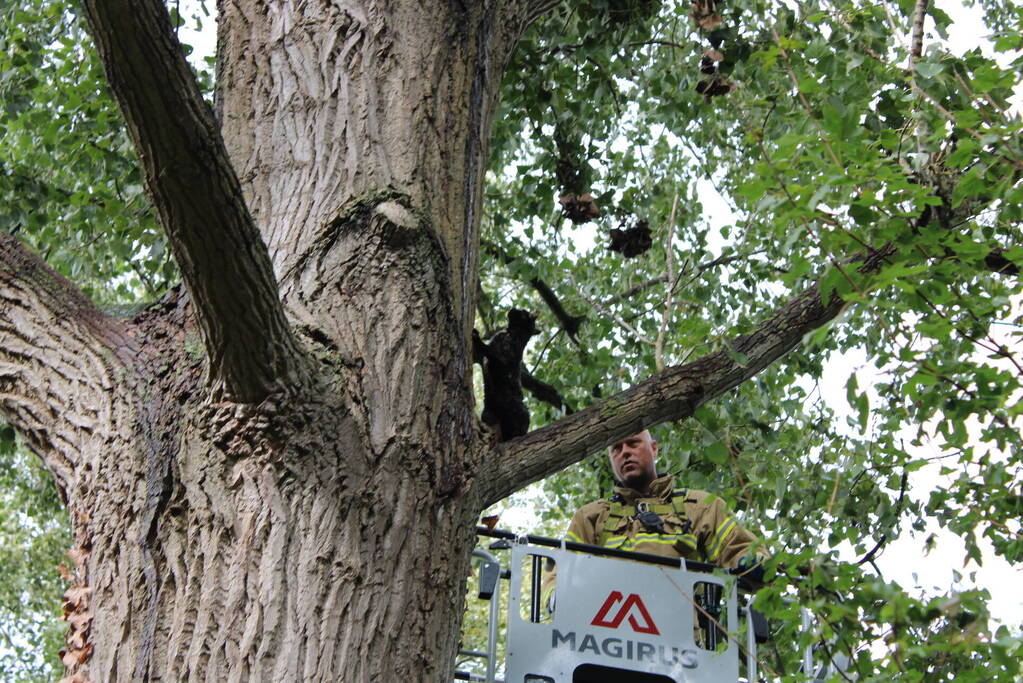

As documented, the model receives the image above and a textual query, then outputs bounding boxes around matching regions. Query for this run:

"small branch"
[628,39,688,50]
[909,0,928,62]
[655,193,680,372]
[857,469,908,566]
[583,56,623,120]
[908,0,929,154]
[771,28,843,169]
[603,250,764,306]
[480,244,898,507]
[78,0,304,402]
[569,271,656,346]
[503,0,564,36]
[605,275,669,305]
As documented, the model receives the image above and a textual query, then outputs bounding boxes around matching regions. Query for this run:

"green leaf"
[914,60,945,79]
[705,440,729,465]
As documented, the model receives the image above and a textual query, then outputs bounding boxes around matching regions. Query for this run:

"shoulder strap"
[670,488,688,513]
[649,488,689,516]
[597,498,630,546]
[670,489,694,535]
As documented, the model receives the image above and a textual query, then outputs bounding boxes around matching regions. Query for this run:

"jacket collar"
[613,473,675,504]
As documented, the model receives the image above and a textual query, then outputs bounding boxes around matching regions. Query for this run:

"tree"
[1,0,1021,679]
[0,429,69,681]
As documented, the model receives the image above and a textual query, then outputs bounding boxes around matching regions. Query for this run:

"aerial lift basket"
[455,528,846,683]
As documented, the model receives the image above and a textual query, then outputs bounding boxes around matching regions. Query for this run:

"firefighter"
[563,430,765,574]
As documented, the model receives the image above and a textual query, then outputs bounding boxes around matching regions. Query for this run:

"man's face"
[608,431,658,492]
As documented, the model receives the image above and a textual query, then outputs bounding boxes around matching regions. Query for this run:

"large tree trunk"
[21,1,524,679]
[42,281,483,681]
[215,0,526,340]
[93,380,480,681]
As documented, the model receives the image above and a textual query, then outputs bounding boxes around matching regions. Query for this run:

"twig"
[950,71,1023,169]
[627,39,688,50]
[584,56,623,120]
[661,572,780,679]
[825,468,842,517]
[568,271,655,346]
[603,250,764,306]
[856,469,909,566]
[771,28,843,169]
[655,193,680,371]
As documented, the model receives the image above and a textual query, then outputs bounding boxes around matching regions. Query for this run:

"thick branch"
[79,0,303,402]
[0,231,135,491]
[479,245,898,507]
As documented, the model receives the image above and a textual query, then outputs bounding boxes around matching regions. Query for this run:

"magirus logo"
[590,590,660,635]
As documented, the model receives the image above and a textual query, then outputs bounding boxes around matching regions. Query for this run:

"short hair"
[606,429,654,455]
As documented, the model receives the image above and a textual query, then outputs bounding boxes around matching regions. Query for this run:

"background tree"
[1,0,1021,680]
[0,427,69,681]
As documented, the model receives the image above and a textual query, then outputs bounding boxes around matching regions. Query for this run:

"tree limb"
[479,244,898,507]
[78,0,304,402]
[0,231,136,493]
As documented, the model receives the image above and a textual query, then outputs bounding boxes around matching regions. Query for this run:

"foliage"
[478,0,1023,677]
[1,0,1022,677]
[0,423,71,682]
[0,0,219,303]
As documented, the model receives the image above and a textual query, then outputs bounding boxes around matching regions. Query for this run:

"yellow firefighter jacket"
[563,474,759,569]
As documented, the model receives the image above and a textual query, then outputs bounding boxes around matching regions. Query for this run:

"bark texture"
[0,231,136,499]
[215,0,530,338]
[3,230,482,680]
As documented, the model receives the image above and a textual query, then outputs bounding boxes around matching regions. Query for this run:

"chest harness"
[597,488,701,556]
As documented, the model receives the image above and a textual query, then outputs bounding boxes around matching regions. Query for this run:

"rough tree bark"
[0,0,896,681]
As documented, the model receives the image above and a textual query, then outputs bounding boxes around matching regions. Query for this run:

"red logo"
[590,590,660,635]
